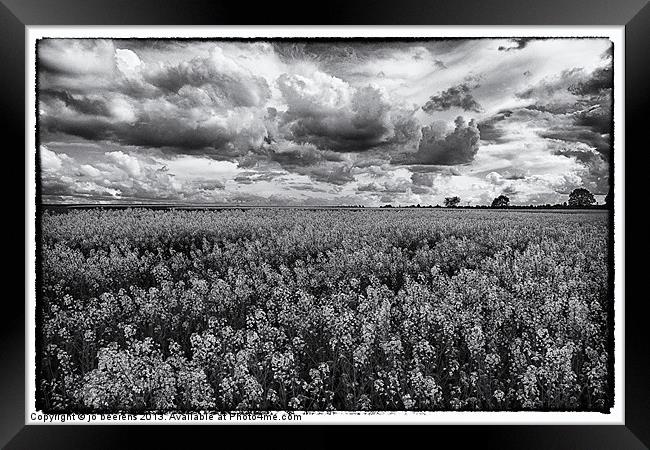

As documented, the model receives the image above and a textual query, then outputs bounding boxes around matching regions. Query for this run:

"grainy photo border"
[2,0,645,447]
[25,25,625,426]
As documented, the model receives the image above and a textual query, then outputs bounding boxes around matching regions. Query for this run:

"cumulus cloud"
[422,83,483,113]
[41,97,268,154]
[145,47,271,108]
[41,146,179,201]
[383,179,412,193]
[37,38,613,205]
[486,171,505,185]
[277,72,420,152]
[398,116,481,165]
[39,39,117,76]
[484,172,519,197]
[549,141,609,193]
[39,41,272,156]
[40,146,236,203]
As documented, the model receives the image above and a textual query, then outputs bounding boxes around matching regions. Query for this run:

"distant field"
[38,209,611,412]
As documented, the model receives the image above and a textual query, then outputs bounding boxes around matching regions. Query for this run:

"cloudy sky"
[38,38,613,206]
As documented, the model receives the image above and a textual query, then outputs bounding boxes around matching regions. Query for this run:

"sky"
[37,38,613,206]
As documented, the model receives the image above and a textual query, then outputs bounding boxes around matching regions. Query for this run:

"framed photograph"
[4,0,646,447]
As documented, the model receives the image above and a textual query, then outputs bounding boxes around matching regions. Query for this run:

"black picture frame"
[5,0,646,447]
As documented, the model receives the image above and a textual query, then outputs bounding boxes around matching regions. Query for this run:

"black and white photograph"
[32,31,620,420]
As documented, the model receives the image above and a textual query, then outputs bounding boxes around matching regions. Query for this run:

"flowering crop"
[38,208,611,412]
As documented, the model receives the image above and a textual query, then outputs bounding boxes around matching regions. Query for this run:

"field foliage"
[38,209,611,412]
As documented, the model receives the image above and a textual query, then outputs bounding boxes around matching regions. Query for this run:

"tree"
[568,188,596,207]
[444,196,461,208]
[491,195,510,208]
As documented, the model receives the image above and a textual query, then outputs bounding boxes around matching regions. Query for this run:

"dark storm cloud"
[478,110,513,143]
[516,65,612,116]
[41,115,112,142]
[568,66,613,97]
[396,117,480,165]
[539,127,610,156]
[479,103,612,159]
[422,83,483,113]
[41,90,112,117]
[573,102,611,135]
[508,61,613,157]
[498,38,533,52]
[278,79,400,152]
[39,42,273,157]
[41,113,256,154]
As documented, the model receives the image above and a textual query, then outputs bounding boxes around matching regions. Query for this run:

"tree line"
[380,188,611,210]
